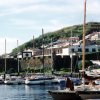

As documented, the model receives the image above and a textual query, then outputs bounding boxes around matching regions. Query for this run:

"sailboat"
[4,40,24,85]
[25,29,56,85]
[48,0,100,99]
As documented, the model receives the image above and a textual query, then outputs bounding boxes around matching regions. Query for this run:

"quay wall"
[0,58,19,73]
[0,52,99,72]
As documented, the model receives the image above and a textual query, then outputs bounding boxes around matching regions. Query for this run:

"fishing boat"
[48,0,100,99]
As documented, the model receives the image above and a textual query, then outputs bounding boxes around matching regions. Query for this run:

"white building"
[62,44,98,56]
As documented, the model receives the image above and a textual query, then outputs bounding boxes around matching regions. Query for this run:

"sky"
[0,0,100,55]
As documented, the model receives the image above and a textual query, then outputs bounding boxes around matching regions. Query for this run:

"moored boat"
[25,75,56,85]
[48,89,82,100]
[48,79,100,100]
[48,0,100,100]
[0,75,4,84]
[4,75,24,85]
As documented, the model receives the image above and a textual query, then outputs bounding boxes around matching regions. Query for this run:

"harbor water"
[0,84,61,100]
[0,84,99,100]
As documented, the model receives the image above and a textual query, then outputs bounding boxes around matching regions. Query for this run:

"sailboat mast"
[17,40,20,76]
[51,38,53,73]
[82,0,86,71]
[42,28,45,75]
[4,39,7,80]
[33,36,34,56]
[70,30,73,76]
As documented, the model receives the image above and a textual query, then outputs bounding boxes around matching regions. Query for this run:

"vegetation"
[77,60,93,70]
[11,22,100,56]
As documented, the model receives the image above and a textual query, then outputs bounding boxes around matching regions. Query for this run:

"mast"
[51,38,53,74]
[17,40,20,76]
[33,35,35,72]
[4,39,7,80]
[70,30,73,76]
[33,35,34,56]
[82,0,86,86]
[42,28,45,75]
[82,0,86,71]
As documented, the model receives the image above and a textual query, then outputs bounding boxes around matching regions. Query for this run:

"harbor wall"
[0,52,99,72]
[0,58,19,73]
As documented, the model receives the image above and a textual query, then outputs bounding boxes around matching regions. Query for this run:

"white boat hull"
[95,79,100,85]
[25,79,44,85]
[25,77,55,85]
[4,76,24,85]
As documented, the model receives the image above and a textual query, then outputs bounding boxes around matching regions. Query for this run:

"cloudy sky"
[0,0,100,55]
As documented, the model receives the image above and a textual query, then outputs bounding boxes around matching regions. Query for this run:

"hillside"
[11,22,100,56]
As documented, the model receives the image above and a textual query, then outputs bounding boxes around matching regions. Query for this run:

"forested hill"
[11,22,100,56]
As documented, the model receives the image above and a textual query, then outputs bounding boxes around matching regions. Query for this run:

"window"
[58,49,60,54]
[78,48,82,52]
[71,48,74,53]
[92,48,96,52]
[85,48,89,52]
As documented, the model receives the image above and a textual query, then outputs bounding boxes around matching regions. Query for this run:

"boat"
[4,75,24,85]
[48,0,100,99]
[4,40,24,85]
[0,75,4,84]
[25,74,56,85]
[49,88,100,100]
[48,77,82,100]
[48,89,82,100]
[85,65,100,85]
[25,30,58,85]
[81,69,100,85]
[48,76,100,100]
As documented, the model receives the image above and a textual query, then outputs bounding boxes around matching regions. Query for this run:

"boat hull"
[4,76,24,85]
[78,91,100,99]
[25,77,55,85]
[4,80,23,85]
[48,90,100,100]
[48,90,82,100]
